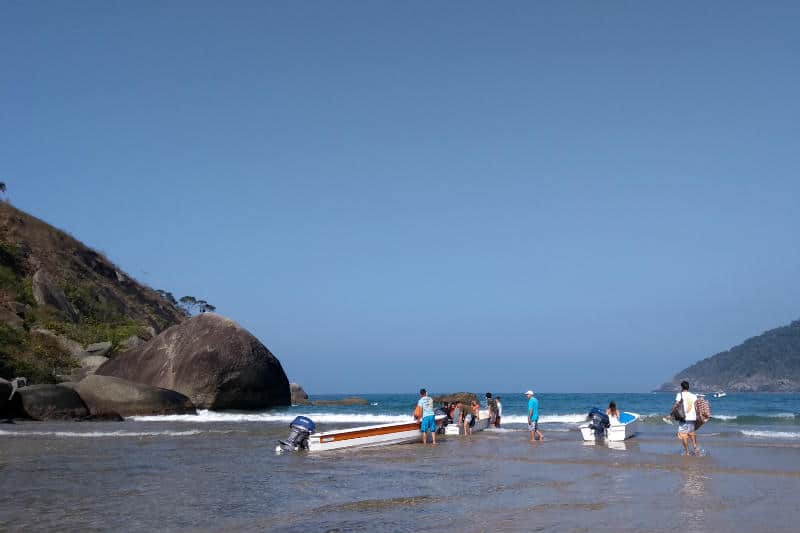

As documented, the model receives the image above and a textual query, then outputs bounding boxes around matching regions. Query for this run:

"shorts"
[420,415,436,433]
[465,414,475,427]
[528,420,539,432]
[678,421,695,434]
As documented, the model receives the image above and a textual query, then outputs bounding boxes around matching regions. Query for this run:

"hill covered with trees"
[658,319,800,392]
[0,201,188,382]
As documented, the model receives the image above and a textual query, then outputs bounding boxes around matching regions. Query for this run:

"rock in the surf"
[97,313,290,409]
[75,375,196,417]
[12,384,89,420]
[290,383,310,405]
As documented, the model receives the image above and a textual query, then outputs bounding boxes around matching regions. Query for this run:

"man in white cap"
[526,390,543,442]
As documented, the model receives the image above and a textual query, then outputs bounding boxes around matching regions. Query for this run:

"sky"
[2,2,799,394]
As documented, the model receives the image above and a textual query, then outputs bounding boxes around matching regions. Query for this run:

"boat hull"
[579,412,639,442]
[308,415,445,451]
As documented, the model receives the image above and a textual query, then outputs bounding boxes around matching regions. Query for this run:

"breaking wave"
[0,429,206,438]
[741,430,800,440]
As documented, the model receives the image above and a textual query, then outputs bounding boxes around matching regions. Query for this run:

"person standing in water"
[417,388,436,445]
[526,390,543,442]
[494,396,503,428]
[675,381,698,455]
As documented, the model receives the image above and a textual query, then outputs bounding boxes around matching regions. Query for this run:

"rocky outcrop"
[32,270,79,322]
[74,375,196,417]
[312,397,369,406]
[97,313,290,409]
[12,384,89,420]
[433,392,478,406]
[290,383,310,405]
[85,341,112,358]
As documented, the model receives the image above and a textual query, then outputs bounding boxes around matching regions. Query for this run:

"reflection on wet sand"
[679,465,710,533]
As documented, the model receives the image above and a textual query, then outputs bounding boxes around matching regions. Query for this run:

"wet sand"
[1,422,799,532]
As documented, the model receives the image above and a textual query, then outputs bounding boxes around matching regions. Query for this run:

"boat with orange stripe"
[305,415,447,451]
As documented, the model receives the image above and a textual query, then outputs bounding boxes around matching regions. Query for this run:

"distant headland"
[657,319,800,392]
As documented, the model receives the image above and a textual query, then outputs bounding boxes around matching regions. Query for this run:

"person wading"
[416,388,436,445]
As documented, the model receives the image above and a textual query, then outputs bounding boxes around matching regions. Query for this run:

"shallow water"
[2,393,800,532]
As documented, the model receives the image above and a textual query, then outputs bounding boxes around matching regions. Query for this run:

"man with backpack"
[673,381,699,455]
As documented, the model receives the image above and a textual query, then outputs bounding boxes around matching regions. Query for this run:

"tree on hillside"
[0,182,6,200]
[178,295,216,316]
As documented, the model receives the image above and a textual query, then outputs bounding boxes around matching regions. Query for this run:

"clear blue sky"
[2,2,799,393]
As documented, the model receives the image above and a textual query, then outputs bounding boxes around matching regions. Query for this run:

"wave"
[0,429,206,438]
[741,430,800,440]
[130,410,417,424]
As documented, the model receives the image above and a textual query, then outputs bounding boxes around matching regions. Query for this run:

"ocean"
[2,392,799,532]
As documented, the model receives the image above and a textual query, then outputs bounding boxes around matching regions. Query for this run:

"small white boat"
[306,415,446,452]
[713,391,726,398]
[580,410,640,442]
[444,409,491,435]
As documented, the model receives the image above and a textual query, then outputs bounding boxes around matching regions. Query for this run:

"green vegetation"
[0,323,77,383]
[43,317,146,353]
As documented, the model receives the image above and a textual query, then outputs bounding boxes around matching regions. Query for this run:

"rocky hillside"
[658,319,800,392]
[0,201,185,382]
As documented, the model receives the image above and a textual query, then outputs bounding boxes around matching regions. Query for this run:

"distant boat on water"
[713,391,727,398]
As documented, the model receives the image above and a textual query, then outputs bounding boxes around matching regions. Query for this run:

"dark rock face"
[75,375,196,417]
[290,383,310,405]
[13,384,89,420]
[97,313,290,409]
[0,378,12,417]
[31,270,79,322]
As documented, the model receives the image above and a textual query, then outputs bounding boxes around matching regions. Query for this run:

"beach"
[1,393,799,532]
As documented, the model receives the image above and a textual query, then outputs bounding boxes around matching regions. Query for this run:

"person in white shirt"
[675,380,699,455]
[494,397,502,428]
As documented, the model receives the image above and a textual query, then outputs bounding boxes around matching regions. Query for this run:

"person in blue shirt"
[526,390,543,442]
[417,388,436,445]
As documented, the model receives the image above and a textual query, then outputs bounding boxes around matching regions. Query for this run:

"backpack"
[670,396,686,423]
[694,397,711,430]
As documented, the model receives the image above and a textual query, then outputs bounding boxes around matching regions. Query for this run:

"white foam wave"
[500,414,589,425]
[714,415,737,421]
[0,429,204,438]
[130,410,416,424]
[741,430,800,440]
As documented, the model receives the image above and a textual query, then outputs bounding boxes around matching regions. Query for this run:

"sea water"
[1,393,799,532]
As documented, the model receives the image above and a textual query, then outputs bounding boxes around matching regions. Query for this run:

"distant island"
[658,319,800,392]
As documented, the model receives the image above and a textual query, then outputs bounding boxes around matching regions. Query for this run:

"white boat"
[306,415,446,452]
[444,409,491,435]
[713,391,726,398]
[580,411,640,442]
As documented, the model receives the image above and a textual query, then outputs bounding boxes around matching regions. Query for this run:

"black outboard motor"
[587,407,610,438]
[278,416,315,452]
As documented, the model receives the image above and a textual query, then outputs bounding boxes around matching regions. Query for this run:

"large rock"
[12,384,89,420]
[97,313,290,409]
[0,378,12,417]
[85,341,112,358]
[290,383,310,405]
[31,270,79,322]
[75,375,196,417]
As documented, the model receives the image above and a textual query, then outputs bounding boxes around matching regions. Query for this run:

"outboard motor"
[278,416,315,452]
[587,407,610,439]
